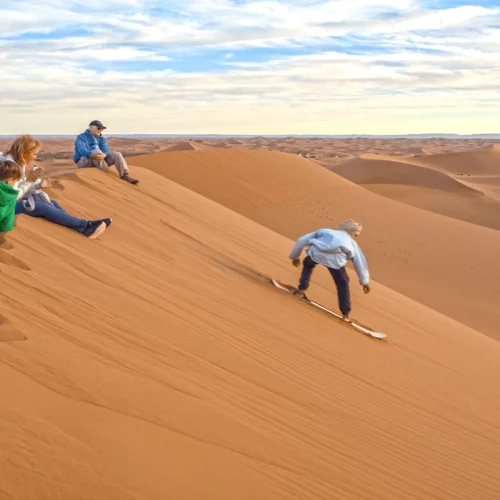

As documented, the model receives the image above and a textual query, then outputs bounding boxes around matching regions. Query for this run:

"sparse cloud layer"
[1,0,499,134]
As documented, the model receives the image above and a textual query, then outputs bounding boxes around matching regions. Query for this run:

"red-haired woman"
[1,135,111,239]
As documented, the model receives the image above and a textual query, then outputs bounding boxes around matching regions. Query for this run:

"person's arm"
[289,231,317,261]
[75,134,93,158]
[99,136,110,155]
[352,242,370,287]
[15,181,39,201]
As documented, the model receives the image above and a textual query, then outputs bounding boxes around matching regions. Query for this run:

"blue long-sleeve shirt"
[74,129,110,163]
[289,228,370,285]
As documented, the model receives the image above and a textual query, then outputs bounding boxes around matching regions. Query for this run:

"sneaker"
[293,290,310,301]
[99,218,113,227]
[82,221,107,239]
[121,174,139,185]
[342,315,353,324]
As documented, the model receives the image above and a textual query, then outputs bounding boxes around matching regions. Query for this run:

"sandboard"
[271,279,387,340]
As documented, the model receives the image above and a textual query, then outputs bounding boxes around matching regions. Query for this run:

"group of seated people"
[0,120,139,242]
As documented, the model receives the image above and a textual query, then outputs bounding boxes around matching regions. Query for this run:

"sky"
[1,0,499,135]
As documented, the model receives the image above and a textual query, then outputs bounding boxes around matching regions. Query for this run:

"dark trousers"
[15,200,88,233]
[299,256,351,316]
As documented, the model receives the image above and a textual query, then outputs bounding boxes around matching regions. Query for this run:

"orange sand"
[1,149,500,499]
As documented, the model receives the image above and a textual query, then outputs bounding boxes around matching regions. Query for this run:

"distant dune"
[332,156,483,195]
[402,144,500,175]
[326,149,500,230]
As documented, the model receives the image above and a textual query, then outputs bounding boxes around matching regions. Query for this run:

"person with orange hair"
[0,135,111,239]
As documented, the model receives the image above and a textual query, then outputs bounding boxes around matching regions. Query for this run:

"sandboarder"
[289,220,371,322]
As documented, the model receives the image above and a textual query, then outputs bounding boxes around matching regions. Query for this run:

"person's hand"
[27,167,44,182]
[292,258,301,268]
[50,179,65,190]
[40,178,64,190]
[363,284,371,294]
[91,151,106,161]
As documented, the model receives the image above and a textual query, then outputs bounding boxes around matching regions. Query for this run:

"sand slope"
[1,167,500,499]
[131,149,500,340]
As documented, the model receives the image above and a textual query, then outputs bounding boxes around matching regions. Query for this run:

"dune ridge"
[331,157,484,195]
[165,141,209,152]
[1,166,500,499]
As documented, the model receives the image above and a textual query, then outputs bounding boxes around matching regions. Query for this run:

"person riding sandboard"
[289,220,371,323]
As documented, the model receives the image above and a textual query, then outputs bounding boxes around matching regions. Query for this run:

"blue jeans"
[299,256,351,316]
[15,199,87,233]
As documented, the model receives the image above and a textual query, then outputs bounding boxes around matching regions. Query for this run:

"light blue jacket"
[74,130,110,163]
[289,228,370,285]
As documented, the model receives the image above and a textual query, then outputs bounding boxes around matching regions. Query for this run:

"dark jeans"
[299,256,351,316]
[15,200,88,233]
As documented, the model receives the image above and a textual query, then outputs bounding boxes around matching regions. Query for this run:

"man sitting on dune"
[74,120,139,185]
[289,220,371,322]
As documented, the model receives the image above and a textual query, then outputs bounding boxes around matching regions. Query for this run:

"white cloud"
[0,0,499,134]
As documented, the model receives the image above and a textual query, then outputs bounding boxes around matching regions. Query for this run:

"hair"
[0,159,23,183]
[6,135,41,167]
[338,219,363,235]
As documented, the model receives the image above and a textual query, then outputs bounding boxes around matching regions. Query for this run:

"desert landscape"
[1,138,500,499]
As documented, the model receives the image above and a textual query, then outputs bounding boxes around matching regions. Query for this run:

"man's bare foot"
[342,315,353,323]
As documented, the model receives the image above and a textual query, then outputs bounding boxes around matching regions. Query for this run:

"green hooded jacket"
[0,181,19,232]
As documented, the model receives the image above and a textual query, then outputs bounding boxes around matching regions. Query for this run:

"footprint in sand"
[0,250,31,271]
[0,315,26,342]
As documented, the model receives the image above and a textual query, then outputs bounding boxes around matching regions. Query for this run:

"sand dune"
[402,144,500,175]
[363,184,500,230]
[328,155,500,230]
[332,156,483,195]
[399,145,500,201]
[1,167,500,499]
[165,140,209,152]
[131,148,500,340]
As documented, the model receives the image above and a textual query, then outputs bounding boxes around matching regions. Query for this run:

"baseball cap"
[89,120,107,129]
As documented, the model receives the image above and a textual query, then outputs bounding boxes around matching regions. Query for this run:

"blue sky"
[0,0,499,134]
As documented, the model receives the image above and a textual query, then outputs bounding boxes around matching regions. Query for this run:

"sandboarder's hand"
[363,284,371,294]
[292,258,301,268]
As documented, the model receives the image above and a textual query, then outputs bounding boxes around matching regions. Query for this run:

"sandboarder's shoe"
[342,315,353,324]
[293,290,310,301]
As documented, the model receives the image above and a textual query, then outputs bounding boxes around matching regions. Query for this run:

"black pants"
[298,256,351,316]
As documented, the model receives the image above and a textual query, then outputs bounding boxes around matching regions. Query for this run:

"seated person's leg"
[106,152,138,183]
[16,200,87,232]
[50,200,67,213]
[77,156,93,168]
